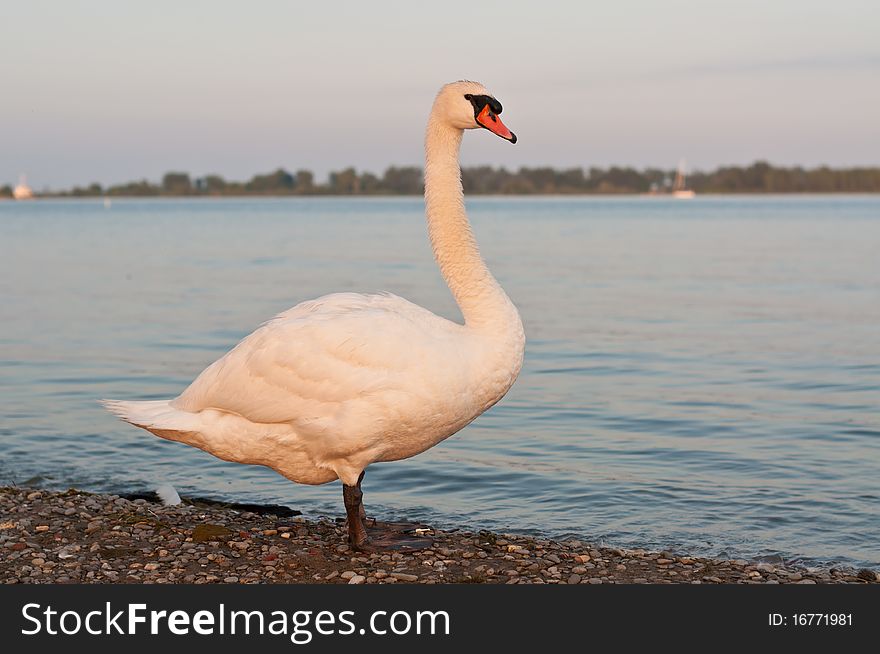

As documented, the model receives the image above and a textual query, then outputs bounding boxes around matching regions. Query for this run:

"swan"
[103,80,524,550]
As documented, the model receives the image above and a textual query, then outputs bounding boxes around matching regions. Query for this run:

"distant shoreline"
[4,161,880,199]
[5,191,880,202]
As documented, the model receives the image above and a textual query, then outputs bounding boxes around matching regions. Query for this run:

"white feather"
[155,484,181,506]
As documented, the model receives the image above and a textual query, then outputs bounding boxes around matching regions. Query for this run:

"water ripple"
[1,196,879,567]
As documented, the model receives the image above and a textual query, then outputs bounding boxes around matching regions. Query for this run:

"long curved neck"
[424,115,518,332]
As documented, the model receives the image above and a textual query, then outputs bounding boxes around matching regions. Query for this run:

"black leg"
[343,476,369,550]
[342,470,433,552]
[356,470,371,524]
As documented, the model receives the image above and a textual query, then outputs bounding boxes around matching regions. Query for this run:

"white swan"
[104,81,524,550]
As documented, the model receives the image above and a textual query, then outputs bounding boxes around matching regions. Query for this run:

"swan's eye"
[464,93,503,116]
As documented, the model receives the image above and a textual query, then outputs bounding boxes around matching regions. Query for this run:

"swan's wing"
[172,293,467,427]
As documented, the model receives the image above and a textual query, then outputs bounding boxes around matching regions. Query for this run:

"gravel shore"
[2,487,877,585]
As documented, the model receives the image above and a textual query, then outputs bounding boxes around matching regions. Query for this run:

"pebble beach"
[1,487,877,585]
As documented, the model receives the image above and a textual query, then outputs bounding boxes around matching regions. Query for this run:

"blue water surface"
[1,195,878,568]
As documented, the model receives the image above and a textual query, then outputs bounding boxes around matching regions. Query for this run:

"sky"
[1,0,878,189]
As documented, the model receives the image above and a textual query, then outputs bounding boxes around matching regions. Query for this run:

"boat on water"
[13,175,34,200]
[672,160,695,199]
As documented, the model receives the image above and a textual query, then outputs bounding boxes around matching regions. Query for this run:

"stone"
[856,569,878,582]
[192,524,232,542]
[2,487,870,589]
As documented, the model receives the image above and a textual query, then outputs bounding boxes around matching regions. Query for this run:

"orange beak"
[476,104,517,143]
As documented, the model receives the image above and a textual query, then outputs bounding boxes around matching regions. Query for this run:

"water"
[1,195,878,568]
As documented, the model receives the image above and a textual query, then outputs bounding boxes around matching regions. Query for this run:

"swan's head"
[434,80,517,144]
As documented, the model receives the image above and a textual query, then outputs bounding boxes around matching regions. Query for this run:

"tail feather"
[101,399,337,485]
[101,399,198,433]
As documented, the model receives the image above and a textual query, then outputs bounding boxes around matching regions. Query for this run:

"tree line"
[5,161,880,198]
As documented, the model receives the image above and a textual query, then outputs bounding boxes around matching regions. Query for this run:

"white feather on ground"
[155,484,181,506]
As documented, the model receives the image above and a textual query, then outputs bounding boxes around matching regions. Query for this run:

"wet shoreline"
[2,487,877,585]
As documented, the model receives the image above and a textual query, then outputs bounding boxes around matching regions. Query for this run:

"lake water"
[1,196,878,568]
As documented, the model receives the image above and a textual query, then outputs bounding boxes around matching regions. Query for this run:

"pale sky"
[2,0,878,189]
